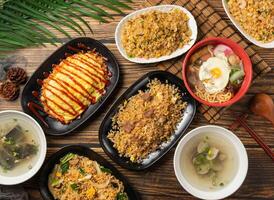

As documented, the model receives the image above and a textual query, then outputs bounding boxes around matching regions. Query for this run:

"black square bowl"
[39,145,139,200]
[99,71,196,171]
[21,37,119,135]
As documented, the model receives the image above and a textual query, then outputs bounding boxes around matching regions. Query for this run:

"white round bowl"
[0,110,47,185]
[115,5,198,63]
[174,125,248,200]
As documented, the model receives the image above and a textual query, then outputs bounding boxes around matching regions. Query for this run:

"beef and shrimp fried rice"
[108,79,187,162]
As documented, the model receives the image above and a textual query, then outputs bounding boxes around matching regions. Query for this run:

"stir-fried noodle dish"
[48,153,128,200]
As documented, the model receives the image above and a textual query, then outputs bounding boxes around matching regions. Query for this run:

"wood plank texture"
[0,0,273,199]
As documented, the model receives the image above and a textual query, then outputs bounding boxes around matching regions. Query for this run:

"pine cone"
[0,81,20,101]
[6,67,27,84]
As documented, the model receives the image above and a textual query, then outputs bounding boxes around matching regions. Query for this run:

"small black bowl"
[21,37,119,135]
[99,71,196,171]
[39,145,139,200]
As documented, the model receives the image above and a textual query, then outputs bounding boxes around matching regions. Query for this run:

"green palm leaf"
[0,20,53,45]
[40,0,93,33]
[73,0,113,19]
[0,5,58,43]
[0,0,132,55]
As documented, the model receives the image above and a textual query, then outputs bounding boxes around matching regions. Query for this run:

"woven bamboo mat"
[144,0,271,123]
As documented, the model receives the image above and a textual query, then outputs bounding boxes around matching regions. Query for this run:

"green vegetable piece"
[197,141,209,153]
[193,153,207,165]
[100,166,112,174]
[59,153,74,174]
[4,137,15,145]
[0,146,16,169]
[70,183,79,191]
[79,167,86,175]
[195,162,211,175]
[60,153,75,164]
[206,147,219,160]
[116,192,128,200]
[12,151,19,158]
[220,182,224,186]
[61,162,69,174]
[16,144,38,159]
[229,70,245,84]
[193,152,213,175]
[51,178,60,187]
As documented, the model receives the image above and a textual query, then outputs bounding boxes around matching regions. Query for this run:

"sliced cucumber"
[230,70,245,84]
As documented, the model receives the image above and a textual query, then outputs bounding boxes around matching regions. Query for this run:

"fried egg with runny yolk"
[199,57,231,94]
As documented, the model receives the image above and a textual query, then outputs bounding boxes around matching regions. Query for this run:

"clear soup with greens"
[0,118,39,177]
[181,132,238,191]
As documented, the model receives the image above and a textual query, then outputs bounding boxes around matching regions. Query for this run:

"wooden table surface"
[0,0,273,199]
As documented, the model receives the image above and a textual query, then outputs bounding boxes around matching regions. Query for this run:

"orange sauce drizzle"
[73,56,105,77]
[46,82,86,109]
[42,85,77,115]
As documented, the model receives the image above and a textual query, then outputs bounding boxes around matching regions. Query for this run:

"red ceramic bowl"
[182,37,252,107]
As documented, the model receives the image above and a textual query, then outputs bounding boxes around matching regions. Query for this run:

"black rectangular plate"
[21,37,119,135]
[99,71,196,171]
[39,145,139,200]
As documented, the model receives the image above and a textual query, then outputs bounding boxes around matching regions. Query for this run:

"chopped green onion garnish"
[79,167,86,175]
[70,183,79,191]
[100,166,112,174]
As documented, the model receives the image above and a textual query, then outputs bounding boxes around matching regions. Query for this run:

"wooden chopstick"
[236,115,274,161]
[230,113,248,130]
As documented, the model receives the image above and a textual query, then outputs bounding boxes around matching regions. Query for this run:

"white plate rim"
[115,5,198,63]
[222,0,274,49]
[173,125,248,200]
[0,110,47,185]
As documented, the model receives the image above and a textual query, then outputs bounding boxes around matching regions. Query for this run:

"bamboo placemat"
[144,0,271,123]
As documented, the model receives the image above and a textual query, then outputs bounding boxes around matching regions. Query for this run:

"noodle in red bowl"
[182,37,252,107]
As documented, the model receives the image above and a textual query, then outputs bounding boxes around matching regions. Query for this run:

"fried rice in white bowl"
[115,5,198,63]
